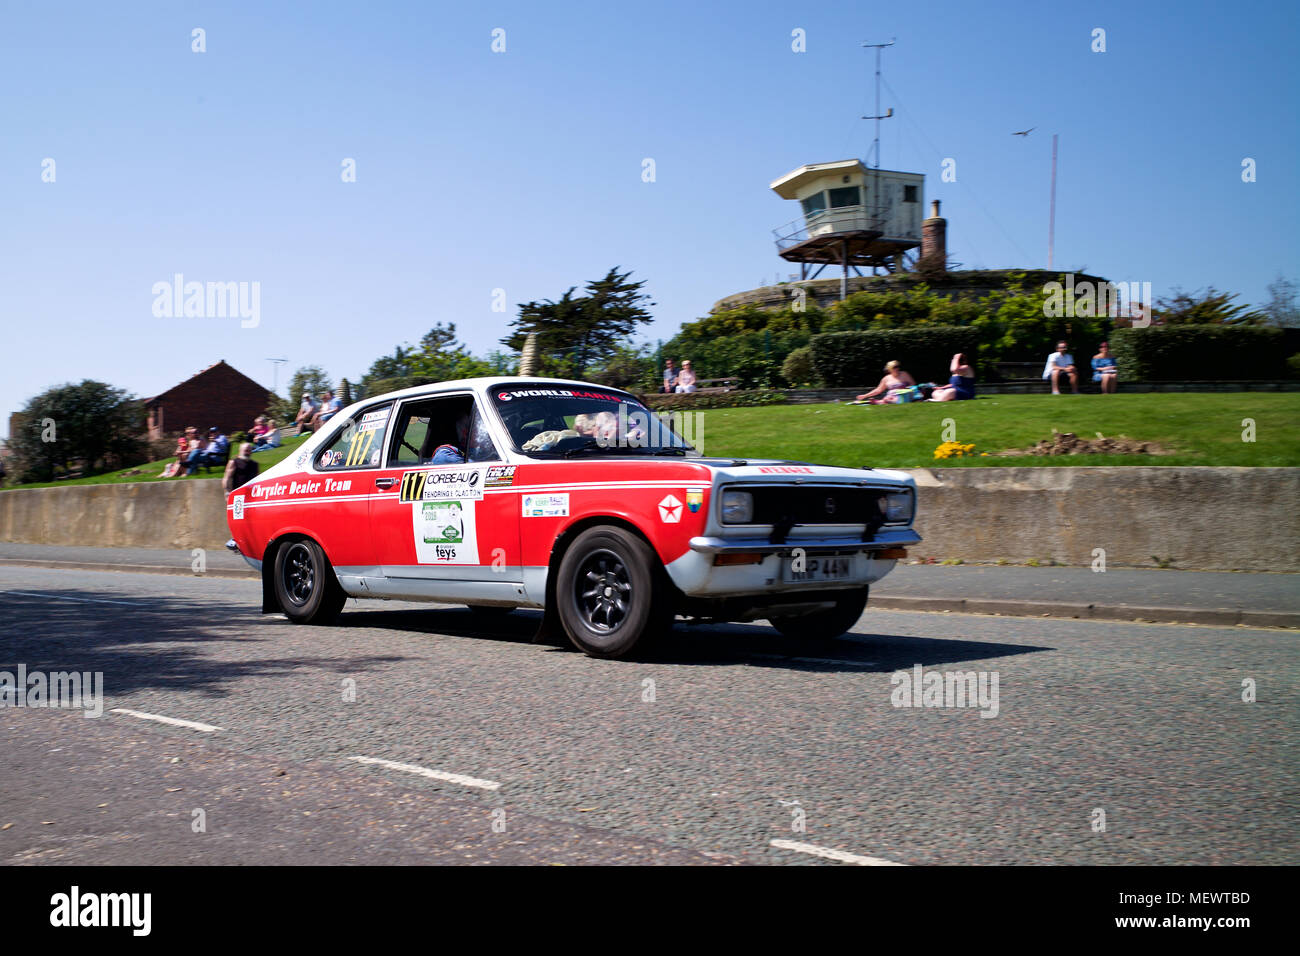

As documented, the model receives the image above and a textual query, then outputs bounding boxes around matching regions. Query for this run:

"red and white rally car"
[226,378,920,658]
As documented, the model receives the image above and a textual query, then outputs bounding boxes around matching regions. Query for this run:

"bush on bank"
[810,327,983,387]
[1111,326,1286,382]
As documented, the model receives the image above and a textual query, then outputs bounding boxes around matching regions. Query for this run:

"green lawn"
[698,393,1300,468]
[4,394,1296,489]
[6,434,311,490]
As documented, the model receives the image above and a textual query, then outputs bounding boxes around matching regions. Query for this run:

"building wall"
[147,363,274,440]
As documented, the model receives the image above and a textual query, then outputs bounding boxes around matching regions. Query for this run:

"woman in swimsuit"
[929,353,976,401]
[855,360,916,404]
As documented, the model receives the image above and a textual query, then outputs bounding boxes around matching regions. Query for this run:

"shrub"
[780,346,820,386]
[640,389,788,411]
[1110,326,1286,382]
[809,327,983,387]
[1286,353,1300,379]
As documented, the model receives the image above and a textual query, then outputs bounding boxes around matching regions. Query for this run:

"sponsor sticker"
[496,387,622,403]
[232,495,245,519]
[657,494,683,523]
[686,488,704,513]
[484,464,517,488]
[522,493,569,518]
[399,467,484,503]
[412,497,479,564]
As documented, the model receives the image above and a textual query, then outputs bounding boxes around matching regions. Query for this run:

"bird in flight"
[1012,127,1036,137]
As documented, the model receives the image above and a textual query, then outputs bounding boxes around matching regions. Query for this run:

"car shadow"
[0,587,404,697]
[336,605,1053,673]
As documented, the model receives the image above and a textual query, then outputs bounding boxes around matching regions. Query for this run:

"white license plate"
[782,555,852,584]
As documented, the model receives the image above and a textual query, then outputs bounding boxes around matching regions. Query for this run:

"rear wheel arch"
[260,532,341,614]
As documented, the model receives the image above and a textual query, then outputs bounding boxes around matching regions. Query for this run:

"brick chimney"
[920,199,947,273]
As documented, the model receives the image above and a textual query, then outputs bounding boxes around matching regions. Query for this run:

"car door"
[302,400,395,576]
[368,392,524,603]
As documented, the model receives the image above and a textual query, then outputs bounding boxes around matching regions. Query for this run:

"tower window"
[801,192,827,217]
[903,185,918,203]
[828,186,860,208]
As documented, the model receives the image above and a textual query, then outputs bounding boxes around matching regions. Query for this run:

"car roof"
[357,376,637,405]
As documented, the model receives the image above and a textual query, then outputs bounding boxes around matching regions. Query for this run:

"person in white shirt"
[1042,341,1079,394]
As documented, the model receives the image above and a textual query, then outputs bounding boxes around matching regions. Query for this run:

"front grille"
[748,485,886,530]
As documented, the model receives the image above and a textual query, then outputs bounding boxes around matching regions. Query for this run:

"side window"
[388,396,500,467]
[315,404,391,470]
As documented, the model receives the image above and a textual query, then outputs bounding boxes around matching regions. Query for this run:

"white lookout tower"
[770,39,930,297]
[771,161,925,289]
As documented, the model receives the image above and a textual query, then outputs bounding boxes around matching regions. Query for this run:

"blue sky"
[2,0,1296,436]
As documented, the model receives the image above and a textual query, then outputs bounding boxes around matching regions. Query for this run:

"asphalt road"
[1,565,1296,865]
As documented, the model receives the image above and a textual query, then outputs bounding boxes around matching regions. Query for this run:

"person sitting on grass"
[294,392,318,435]
[929,353,977,402]
[251,417,282,452]
[1091,342,1118,394]
[186,426,229,475]
[854,360,916,404]
[1042,341,1079,394]
[310,390,344,432]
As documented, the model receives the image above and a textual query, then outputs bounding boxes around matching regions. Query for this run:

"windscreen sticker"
[496,387,623,403]
[521,493,569,518]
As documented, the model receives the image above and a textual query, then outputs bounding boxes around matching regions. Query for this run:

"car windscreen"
[489,384,697,457]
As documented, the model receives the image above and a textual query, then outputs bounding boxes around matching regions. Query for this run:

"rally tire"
[768,587,869,641]
[273,537,346,625]
[555,526,669,659]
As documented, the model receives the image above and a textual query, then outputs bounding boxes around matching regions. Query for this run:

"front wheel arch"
[542,516,680,634]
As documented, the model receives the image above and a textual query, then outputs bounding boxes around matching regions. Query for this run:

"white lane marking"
[110,708,222,733]
[349,756,501,791]
[0,589,144,606]
[770,838,905,866]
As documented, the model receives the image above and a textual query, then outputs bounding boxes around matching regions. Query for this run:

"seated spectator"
[1042,341,1079,394]
[854,360,916,404]
[930,353,977,402]
[252,418,282,452]
[662,359,678,394]
[161,427,199,477]
[294,393,319,435]
[249,415,271,442]
[223,443,259,493]
[1092,342,1118,394]
[310,391,344,432]
[186,427,230,475]
[674,359,697,393]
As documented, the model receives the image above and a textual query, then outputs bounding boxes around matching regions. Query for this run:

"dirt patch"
[1003,430,1172,457]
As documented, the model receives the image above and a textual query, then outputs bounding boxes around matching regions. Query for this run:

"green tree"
[9,380,144,482]
[269,365,333,421]
[1154,287,1266,326]
[503,267,655,377]
[1263,275,1299,328]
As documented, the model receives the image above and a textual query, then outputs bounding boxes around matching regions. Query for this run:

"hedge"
[809,327,983,387]
[640,389,787,411]
[1110,326,1286,382]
